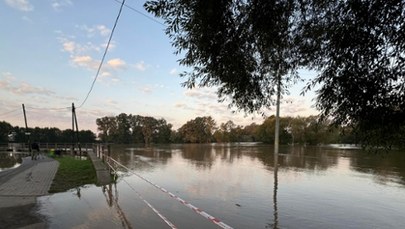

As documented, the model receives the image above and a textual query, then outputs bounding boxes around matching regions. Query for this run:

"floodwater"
[37,143,405,228]
[0,152,28,172]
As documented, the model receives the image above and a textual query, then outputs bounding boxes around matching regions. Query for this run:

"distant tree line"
[0,121,96,143]
[96,113,357,145]
[0,114,359,145]
[96,113,172,144]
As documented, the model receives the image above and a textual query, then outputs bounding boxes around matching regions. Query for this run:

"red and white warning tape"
[105,157,177,228]
[106,155,234,229]
[121,178,178,229]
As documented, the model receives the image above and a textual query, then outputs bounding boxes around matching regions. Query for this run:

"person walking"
[31,142,40,160]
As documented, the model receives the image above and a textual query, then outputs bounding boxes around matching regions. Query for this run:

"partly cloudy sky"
[0,0,318,133]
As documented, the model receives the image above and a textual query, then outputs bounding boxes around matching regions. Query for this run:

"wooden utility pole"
[22,104,32,156]
[72,103,82,157]
[72,103,75,155]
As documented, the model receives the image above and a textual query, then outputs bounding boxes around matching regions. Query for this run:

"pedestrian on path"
[31,142,40,160]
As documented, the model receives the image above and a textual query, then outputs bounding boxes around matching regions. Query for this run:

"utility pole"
[273,73,281,229]
[72,103,82,158]
[72,103,75,155]
[22,104,32,157]
[274,76,281,157]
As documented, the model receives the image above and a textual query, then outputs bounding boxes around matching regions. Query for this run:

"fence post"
[101,145,104,162]
[107,144,111,173]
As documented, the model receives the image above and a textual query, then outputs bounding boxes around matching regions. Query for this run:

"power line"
[0,108,20,118]
[77,0,127,109]
[25,106,71,111]
[113,0,165,27]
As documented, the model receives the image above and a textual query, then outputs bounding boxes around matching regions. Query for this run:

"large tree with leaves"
[145,0,405,149]
[299,0,405,149]
[145,0,299,153]
[144,0,299,113]
[178,116,216,143]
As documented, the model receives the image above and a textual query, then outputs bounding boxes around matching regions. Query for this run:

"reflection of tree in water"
[213,143,248,163]
[350,150,405,186]
[255,146,339,172]
[0,153,24,170]
[180,144,216,169]
[109,145,172,171]
[179,143,255,169]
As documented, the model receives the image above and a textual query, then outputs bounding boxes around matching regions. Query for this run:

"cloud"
[100,71,111,78]
[134,61,146,71]
[5,0,33,11]
[107,58,126,69]
[96,25,110,37]
[174,103,186,108]
[280,96,318,117]
[142,87,152,94]
[72,55,98,69]
[169,68,177,75]
[0,73,54,96]
[184,87,218,100]
[51,0,72,11]
[58,36,100,54]
[56,27,124,84]
[77,24,111,38]
[62,41,75,53]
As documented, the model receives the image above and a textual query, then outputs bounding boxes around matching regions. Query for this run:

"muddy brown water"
[32,143,405,228]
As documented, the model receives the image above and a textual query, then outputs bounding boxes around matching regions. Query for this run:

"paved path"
[0,157,59,197]
[0,156,59,228]
[87,150,111,185]
[0,158,59,198]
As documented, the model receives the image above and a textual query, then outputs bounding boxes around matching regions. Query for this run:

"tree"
[96,116,117,143]
[299,0,405,149]
[116,113,132,144]
[257,116,292,144]
[140,116,159,145]
[145,0,405,149]
[153,119,173,143]
[178,116,216,143]
[242,123,259,142]
[129,115,145,143]
[144,0,299,113]
[0,121,13,143]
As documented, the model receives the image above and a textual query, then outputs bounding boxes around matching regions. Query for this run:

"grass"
[49,156,97,193]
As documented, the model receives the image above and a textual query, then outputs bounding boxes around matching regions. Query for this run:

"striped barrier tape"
[106,154,234,229]
[105,156,177,228]
[121,178,178,229]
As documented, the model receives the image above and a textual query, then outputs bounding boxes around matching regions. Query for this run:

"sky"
[0,0,319,134]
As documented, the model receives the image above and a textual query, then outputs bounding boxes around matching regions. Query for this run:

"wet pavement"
[0,156,59,228]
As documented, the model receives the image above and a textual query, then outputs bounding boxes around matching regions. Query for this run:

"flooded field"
[35,143,405,228]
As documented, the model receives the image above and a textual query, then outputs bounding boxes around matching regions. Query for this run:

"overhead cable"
[113,0,165,26]
[0,108,21,118]
[77,0,127,109]
[25,106,71,111]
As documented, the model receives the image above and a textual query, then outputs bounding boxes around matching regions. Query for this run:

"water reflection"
[180,144,216,169]
[0,152,28,171]
[269,153,279,229]
[111,144,405,187]
[102,183,133,229]
[349,150,405,186]
[38,144,405,229]
[254,146,339,172]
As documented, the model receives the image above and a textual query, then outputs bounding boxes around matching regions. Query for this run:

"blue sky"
[0,0,318,133]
